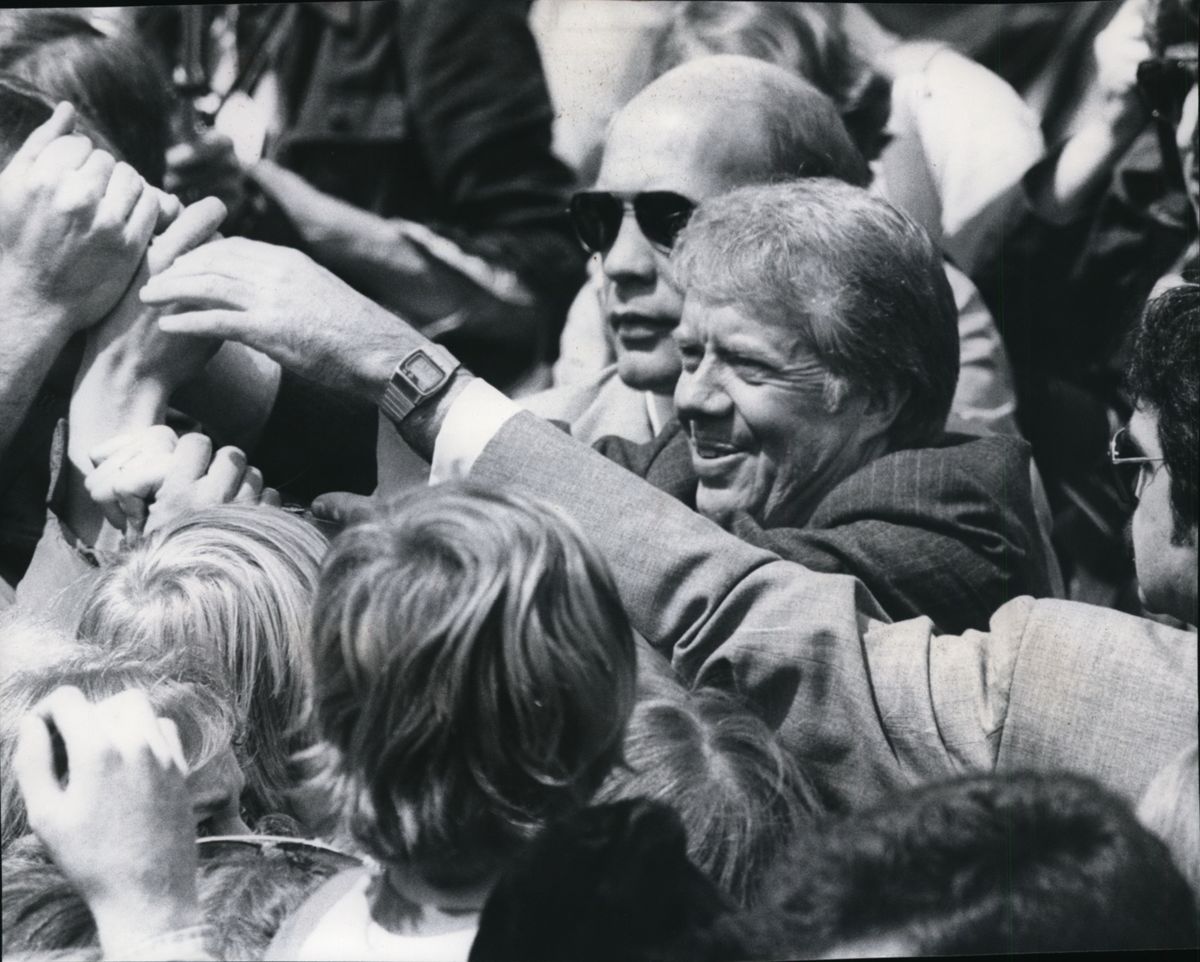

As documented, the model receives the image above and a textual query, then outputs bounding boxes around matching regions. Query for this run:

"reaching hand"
[141,237,416,400]
[14,686,202,953]
[0,102,180,332]
[84,427,280,536]
[165,128,246,217]
[81,196,229,397]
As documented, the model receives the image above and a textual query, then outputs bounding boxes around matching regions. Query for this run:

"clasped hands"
[83,425,280,538]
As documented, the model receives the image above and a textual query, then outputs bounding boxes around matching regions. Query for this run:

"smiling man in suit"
[142,195,1197,821]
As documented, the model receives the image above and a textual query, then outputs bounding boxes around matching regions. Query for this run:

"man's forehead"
[598,95,767,194]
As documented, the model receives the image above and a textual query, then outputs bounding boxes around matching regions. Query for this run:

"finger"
[156,309,247,341]
[10,102,75,169]
[95,690,175,771]
[197,446,248,502]
[30,686,106,783]
[141,271,246,309]
[122,181,162,253]
[259,487,282,508]
[13,713,63,819]
[34,134,95,177]
[162,432,213,490]
[69,149,117,198]
[147,197,228,275]
[311,492,375,524]
[89,425,178,465]
[233,466,263,503]
[154,189,183,233]
[94,161,146,227]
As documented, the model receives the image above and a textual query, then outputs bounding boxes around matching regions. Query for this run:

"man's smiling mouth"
[688,424,742,460]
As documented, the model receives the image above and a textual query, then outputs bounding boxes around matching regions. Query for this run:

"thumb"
[10,102,75,169]
[147,196,228,275]
[13,715,62,820]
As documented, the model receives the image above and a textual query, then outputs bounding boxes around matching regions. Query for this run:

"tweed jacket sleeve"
[469,412,1197,812]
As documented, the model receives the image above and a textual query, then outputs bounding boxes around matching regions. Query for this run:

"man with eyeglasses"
[1110,277,1198,626]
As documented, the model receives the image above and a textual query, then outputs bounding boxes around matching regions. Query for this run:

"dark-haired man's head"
[739,771,1199,956]
[471,799,732,962]
[670,178,958,528]
[584,54,869,395]
[1123,278,1199,625]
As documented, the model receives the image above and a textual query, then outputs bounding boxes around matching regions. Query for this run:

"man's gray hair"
[672,179,959,448]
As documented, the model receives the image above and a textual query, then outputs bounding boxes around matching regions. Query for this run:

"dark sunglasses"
[197,834,363,873]
[1109,426,1166,505]
[569,191,697,255]
[1137,51,1199,124]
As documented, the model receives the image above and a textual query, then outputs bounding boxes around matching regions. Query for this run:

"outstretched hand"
[141,237,418,400]
[14,686,202,955]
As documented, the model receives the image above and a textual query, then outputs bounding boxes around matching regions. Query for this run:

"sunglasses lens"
[635,192,697,250]
[569,193,622,254]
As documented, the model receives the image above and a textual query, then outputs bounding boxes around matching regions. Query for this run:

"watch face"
[401,350,447,394]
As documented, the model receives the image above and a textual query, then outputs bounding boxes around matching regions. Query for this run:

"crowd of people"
[0,1,1197,959]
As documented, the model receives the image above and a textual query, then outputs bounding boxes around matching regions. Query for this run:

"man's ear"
[823,375,909,431]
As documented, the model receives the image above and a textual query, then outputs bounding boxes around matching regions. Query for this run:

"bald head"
[615,54,869,186]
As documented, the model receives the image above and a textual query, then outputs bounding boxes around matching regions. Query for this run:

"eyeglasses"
[568,191,697,255]
[1109,426,1166,504]
[1137,50,1199,124]
[196,834,363,873]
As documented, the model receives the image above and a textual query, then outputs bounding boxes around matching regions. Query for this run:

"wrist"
[394,367,475,461]
[93,892,203,959]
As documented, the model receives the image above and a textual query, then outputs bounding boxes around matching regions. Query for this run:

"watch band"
[379,344,461,424]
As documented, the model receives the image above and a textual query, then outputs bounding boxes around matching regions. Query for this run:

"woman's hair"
[310,482,637,888]
[654,1,892,162]
[0,642,235,852]
[0,73,112,169]
[596,685,819,906]
[1,836,102,962]
[0,9,175,185]
[76,504,328,825]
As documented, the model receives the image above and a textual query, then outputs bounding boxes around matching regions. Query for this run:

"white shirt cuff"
[429,377,522,483]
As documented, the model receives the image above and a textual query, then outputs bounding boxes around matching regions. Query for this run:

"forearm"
[1038,97,1149,223]
[171,342,281,451]
[0,305,72,461]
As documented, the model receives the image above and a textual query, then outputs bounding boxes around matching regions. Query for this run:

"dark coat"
[595,421,1055,634]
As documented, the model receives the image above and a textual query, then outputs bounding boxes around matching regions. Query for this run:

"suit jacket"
[595,421,1054,634]
[468,413,1197,814]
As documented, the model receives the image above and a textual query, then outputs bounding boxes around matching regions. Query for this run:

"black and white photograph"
[0,1,1197,959]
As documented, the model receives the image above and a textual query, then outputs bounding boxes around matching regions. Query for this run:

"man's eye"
[677,344,702,370]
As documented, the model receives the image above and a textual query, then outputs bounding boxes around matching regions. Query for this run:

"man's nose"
[602,209,657,285]
[674,358,733,420]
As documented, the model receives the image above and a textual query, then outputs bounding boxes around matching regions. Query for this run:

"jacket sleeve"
[467,412,1027,811]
